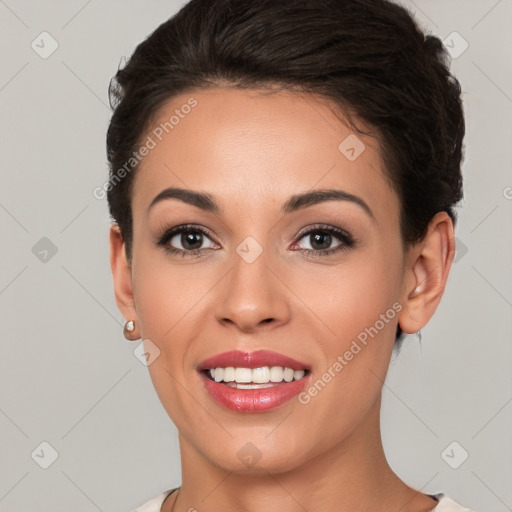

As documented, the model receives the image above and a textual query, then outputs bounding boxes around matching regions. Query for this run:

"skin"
[110,87,455,512]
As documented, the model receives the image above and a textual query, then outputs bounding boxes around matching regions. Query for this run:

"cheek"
[129,251,214,426]
[131,242,214,341]
[291,248,402,398]
[295,272,399,444]
[289,248,402,343]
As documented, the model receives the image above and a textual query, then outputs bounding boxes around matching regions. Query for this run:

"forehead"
[131,87,399,224]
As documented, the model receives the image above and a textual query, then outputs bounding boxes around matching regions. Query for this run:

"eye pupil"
[182,231,202,250]
[311,232,331,250]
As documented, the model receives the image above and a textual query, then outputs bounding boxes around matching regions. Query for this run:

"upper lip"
[198,350,311,371]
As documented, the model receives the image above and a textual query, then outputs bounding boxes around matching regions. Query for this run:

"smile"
[197,350,312,413]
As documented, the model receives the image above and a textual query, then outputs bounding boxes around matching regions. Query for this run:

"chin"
[200,434,312,475]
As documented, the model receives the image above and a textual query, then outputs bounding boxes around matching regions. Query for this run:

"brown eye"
[308,231,336,251]
[177,230,204,250]
[292,225,355,256]
[157,224,219,256]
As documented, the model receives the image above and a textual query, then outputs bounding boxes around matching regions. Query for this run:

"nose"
[215,246,291,333]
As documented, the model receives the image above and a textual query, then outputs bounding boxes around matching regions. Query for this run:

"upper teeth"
[209,366,306,384]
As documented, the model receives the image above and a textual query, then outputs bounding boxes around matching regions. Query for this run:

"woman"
[106,0,473,510]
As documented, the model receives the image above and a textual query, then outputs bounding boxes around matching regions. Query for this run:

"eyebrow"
[148,186,375,221]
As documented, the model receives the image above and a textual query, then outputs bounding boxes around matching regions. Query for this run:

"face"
[119,87,410,473]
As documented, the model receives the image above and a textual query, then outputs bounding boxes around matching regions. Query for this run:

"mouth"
[197,350,312,413]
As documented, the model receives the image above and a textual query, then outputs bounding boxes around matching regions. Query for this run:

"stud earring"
[123,319,140,341]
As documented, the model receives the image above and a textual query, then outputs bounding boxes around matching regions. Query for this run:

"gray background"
[1,1,511,511]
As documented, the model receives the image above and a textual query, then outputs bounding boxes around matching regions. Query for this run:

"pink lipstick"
[197,350,311,413]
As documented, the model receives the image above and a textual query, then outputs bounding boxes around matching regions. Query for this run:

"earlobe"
[398,212,456,334]
[109,224,140,336]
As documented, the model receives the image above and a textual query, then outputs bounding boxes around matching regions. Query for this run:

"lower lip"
[199,371,309,413]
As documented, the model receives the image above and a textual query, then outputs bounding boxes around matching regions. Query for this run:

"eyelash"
[156,223,356,258]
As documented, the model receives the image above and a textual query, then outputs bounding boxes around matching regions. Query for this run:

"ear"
[109,224,139,334]
[398,212,456,334]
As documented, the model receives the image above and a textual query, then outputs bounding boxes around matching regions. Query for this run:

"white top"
[132,489,476,512]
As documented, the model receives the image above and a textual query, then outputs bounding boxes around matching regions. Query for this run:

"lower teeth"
[223,382,282,389]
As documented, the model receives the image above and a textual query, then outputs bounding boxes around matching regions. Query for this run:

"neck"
[164,395,437,512]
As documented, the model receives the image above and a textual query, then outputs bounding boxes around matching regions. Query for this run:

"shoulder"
[433,493,476,512]
[132,489,177,512]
